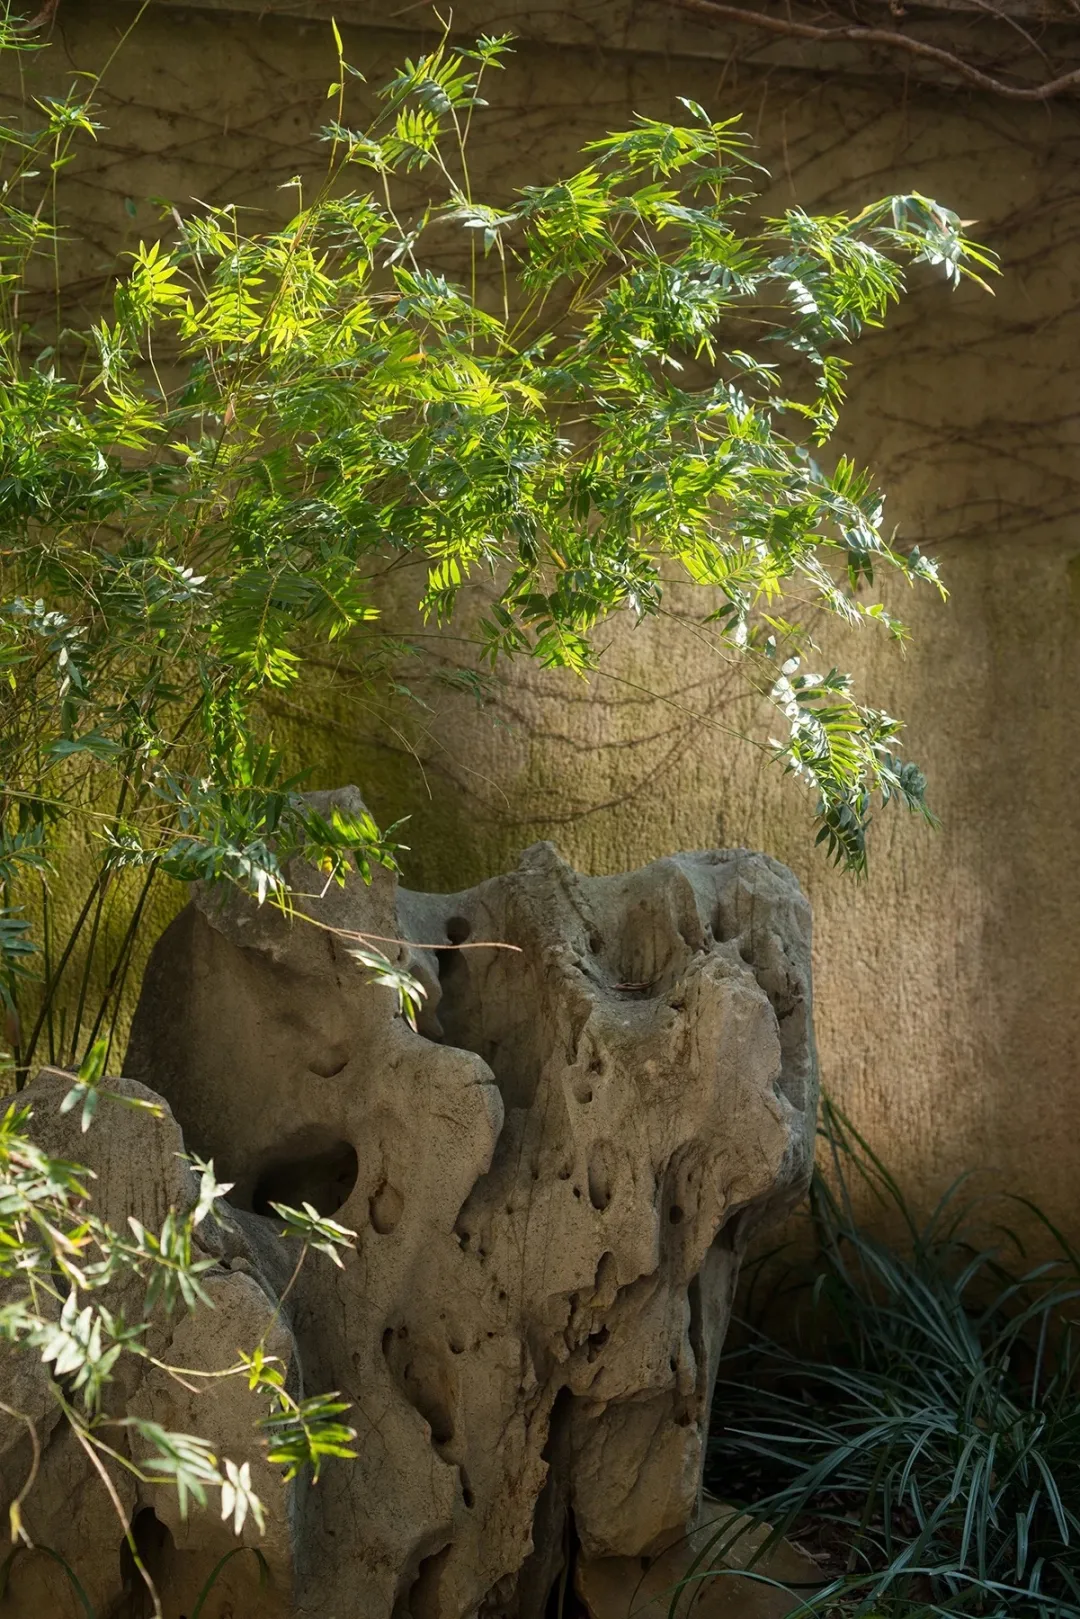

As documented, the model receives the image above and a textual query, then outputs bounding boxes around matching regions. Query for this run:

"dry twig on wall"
[661,0,1080,98]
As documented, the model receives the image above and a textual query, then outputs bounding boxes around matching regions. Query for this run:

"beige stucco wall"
[11,1,1080,1237]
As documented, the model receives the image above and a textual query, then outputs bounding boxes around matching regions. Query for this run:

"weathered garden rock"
[0,1066,296,1619]
[575,1497,827,1618]
[126,789,817,1616]
[2,793,817,1617]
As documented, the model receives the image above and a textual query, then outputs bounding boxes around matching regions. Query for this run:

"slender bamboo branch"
[69,1420,162,1619]
[19,878,103,1088]
[91,862,159,1069]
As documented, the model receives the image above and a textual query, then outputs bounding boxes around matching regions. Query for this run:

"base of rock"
[576,1499,826,1619]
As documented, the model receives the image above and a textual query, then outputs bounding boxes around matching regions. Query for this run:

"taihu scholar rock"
[3,789,817,1618]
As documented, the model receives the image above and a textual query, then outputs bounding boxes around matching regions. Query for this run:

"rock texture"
[576,1497,826,1619]
[0,1067,297,1619]
[2,795,816,1617]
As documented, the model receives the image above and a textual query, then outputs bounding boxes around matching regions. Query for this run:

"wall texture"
[11,0,1080,1238]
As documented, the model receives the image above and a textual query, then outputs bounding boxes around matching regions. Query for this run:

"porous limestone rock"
[2,793,817,1618]
[0,1066,297,1619]
[575,1497,827,1618]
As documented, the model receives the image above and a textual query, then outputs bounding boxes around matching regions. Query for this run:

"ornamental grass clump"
[707,1100,1080,1618]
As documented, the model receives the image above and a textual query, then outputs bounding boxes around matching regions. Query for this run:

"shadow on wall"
[16,0,1080,1248]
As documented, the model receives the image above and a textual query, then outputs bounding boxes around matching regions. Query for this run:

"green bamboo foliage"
[0,8,995,1074]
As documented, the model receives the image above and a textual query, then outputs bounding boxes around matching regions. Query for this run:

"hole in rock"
[572,1054,598,1103]
[460,1468,475,1509]
[587,1143,614,1212]
[593,1250,618,1297]
[716,906,803,1040]
[688,1274,704,1354]
[394,1544,452,1619]
[383,1332,457,1451]
[586,1325,609,1362]
[712,905,735,944]
[432,916,471,999]
[414,1371,454,1445]
[668,1204,685,1225]
[307,1047,349,1079]
[435,920,469,987]
[116,1508,173,1618]
[249,1137,358,1219]
[588,930,603,955]
[412,1545,453,1619]
[369,1179,404,1235]
[431,919,545,1109]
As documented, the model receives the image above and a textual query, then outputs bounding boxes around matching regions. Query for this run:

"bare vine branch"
[27,0,59,30]
[660,0,1080,99]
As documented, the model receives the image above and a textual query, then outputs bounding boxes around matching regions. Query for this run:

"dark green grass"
[705,1099,1080,1617]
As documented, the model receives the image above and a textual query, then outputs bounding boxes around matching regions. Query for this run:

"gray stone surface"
[576,1497,827,1619]
[1,795,816,1616]
[0,1067,295,1619]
